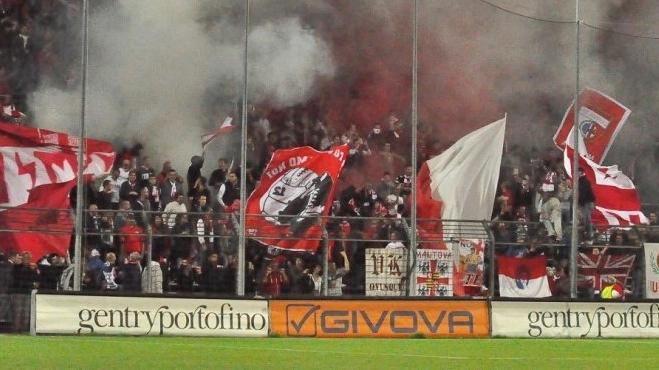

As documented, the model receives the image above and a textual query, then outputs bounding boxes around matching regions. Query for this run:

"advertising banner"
[365,248,408,296]
[644,243,659,299]
[270,300,489,338]
[492,301,659,338]
[34,294,269,337]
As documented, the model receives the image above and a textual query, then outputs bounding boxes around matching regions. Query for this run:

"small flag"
[201,116,235,149]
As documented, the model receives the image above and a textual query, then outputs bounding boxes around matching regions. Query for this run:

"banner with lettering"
[245,145,348,253]
[365,248,408,296]
[644,243,659,299]
[414,249,453,297]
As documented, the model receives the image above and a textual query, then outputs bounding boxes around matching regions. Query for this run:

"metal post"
[407,0,419,297]
[73,0,89,291]
[236,0,249,296]
[569,1,581,299]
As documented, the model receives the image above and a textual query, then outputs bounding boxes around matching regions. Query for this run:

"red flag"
[201,116,235,150]
[564,145,648,228]
[553,87,631,164]
[0,121,115,260]
[498,255,552,298]
[245,145,348,253]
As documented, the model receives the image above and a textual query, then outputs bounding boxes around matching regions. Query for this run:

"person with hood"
[187,154,205,201]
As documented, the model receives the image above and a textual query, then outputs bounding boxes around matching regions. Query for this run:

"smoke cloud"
[26,0,659,201]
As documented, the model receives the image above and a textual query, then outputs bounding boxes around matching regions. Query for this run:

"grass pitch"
[2,336,657,369]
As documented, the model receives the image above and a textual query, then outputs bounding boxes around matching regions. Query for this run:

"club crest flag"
[498,255,552,298]
[245,145,348,253]
[644,243,659,299]
[0,120,115,260]
[553,87,631,164]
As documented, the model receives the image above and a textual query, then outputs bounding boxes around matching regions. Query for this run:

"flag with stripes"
[201,116,235,149]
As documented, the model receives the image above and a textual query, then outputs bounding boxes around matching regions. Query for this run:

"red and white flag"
[245,145,348,253]
[201,116,235,150]
[564,145,648,228]
[498,255,552,298]
[0,120,115,260]
[415,117,505,296]
[553,87,631,164]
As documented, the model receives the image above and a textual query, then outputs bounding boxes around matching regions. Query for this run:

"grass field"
[2,336,658,369]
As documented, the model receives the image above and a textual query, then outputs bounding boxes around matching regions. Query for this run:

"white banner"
[492,301,659,338]
[35,294,269,336]
[365,248,408,296]
[414,249,453,297]
[644,243,659,299]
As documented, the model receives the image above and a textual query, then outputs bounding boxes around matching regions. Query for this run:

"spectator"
[146,173,161,211]
[216,171,240,211]
[136,156,155,189]
[163,192,187,230]
[10,252,39,333]
[578,166,596,240]
[200,252,224,294]
[141,259,163,294]
[159,168,184,208]
[117,252,142,293]
[98,168,121,210]
[374,171,395,201]
[155,160,172,186]
[208,158,229,194]
[540,191,562,243]
[97,179,115,210]
[186,154,205,201]
[119,216,145,260]
[261,258,289,298]
[119,169,140,205]
[101,252,119,291]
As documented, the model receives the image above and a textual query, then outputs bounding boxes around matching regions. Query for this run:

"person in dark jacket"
[578,167,596,240]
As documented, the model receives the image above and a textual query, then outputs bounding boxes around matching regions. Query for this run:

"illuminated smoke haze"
[27,0,659,201]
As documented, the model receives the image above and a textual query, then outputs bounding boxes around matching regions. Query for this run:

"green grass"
[2,336,658,369]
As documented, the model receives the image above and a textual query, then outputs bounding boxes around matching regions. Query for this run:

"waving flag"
[245,145,348,253]
[498,255,552,298]
[553,87,631,164]
[0,121,115,260]
[564,145,648,228]
[416,117,505,296]
[201,116,235,150]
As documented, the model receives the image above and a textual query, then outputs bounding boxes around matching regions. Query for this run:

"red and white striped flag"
[564,145,648,228]
[201,116,235,149]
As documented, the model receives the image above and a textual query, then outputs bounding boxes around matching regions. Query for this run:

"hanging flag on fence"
[0,120,115,260]
[564,144,648,228]
[644,243,659,299]
[577,252,635,293]
[201,116,236,150]
[553,87,631,164]
[245,145,348,253]
[498,255,553,298]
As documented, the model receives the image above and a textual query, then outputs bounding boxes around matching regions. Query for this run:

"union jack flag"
[577,252,636,291]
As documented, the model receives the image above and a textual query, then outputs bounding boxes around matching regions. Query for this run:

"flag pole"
[73,0,89,291]
[407,0,418,296]
[236,0,249,296]
[569,0,581,299]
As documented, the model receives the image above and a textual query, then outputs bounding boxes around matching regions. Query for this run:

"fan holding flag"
[577,166,596,240]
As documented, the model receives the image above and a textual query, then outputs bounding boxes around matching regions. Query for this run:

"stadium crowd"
[2,0,658,334]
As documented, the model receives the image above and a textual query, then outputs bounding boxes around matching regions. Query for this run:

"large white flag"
[425,117,506,220]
